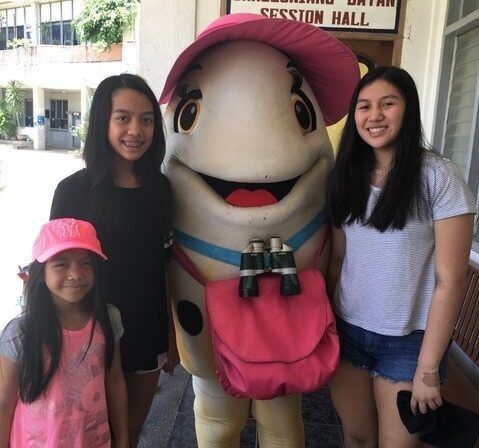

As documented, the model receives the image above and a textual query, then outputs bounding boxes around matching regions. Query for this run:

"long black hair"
[17,255,114,403]
[83,73,170,237]
[327,66,426,231]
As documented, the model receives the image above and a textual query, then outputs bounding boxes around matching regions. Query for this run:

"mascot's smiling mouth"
[199,173,299,207]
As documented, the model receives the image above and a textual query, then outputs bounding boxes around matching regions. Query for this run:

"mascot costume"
[160,13,359,447]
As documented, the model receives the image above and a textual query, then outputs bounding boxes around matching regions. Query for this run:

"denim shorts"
[336,318,448,383]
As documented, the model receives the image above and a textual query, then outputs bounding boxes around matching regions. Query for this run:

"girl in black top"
[50,73,178,447]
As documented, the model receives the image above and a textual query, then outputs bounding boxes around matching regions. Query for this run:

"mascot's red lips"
[199,173,298,208]
[226,189,277,207]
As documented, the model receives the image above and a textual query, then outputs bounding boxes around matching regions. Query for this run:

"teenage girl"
[326,66,476,448]
[49,73,179,447]
[0,218,128,448]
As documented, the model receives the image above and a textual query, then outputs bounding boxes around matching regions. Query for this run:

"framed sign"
[226,0,401,33]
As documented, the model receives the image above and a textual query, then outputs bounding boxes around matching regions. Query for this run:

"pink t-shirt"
[6,309,122,448]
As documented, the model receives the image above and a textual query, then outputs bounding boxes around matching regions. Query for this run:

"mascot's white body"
[160,13,359,448]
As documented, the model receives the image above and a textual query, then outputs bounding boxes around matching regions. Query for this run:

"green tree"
[73,0,137,52]
[5,80,24,128]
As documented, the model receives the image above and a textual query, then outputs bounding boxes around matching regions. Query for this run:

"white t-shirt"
[334,153,477,336]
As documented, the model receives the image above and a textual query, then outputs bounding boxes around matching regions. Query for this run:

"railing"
[0,43,122,65]
[453,265,479,367]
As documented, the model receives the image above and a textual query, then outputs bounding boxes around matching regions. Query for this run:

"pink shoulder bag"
[172,228,339,400]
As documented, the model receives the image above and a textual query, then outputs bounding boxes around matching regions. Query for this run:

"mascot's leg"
[193,376,250,448]
[252,394,305,448]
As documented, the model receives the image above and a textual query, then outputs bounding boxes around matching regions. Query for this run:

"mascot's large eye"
[288,63,317,135]
[292,94,316,135]
[176,99,200,134]
[293,97,312,134]
[173,85,202,134]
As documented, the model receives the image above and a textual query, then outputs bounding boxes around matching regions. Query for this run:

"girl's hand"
[410,368,442,415]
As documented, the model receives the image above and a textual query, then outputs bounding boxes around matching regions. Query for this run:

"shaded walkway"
[140,366,344,447]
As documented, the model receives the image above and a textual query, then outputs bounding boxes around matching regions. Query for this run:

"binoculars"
[239,237,301,297]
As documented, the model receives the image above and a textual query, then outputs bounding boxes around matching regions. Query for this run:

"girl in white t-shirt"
[0,218,128,448]
[326,66,476,448]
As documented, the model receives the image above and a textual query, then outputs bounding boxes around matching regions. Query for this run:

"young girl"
[326,66,476,448]
[0,218,128,447]
[49,73,178,447]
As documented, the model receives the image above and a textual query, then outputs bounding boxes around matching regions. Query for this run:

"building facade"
[0,0,136,150]
[1,0,478,251]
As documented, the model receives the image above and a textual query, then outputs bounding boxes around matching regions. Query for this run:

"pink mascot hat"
[160,13,359,126]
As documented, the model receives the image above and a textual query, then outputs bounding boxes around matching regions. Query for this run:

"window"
[25,7,32,41]
[442,28,479,174]
[15,8,24,39]
[24,99,33,127]
[434,3,479,247]
[50,100,68,129]
[40,1,78,45]
[0,18,6,50]
[0,6,30,49]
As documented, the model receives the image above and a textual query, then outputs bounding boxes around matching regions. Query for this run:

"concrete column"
[80,83,91,123]
[30,2,40,46]
[32,85,46,150]
[136,0,197,98]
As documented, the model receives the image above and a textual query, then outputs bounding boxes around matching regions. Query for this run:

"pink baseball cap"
[32,218,107,263]
[159,13,360,125]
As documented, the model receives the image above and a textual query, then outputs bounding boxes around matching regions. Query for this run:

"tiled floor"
[140,366,344,447]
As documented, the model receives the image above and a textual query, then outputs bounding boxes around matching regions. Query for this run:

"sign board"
[227,0,401,33]
[37,115,45,127]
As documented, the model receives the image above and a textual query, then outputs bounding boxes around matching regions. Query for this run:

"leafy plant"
[73,0,137,52]
[5,80,24,128]
[71,112,89,149]
[0,101,16,139]
[7,38,31,49]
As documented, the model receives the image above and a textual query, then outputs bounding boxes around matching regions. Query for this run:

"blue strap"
[286,208,327,250]
[173,208,327,267]
[173,230,240,266]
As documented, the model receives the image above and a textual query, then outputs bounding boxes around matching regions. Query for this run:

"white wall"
[400,0,448,144]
